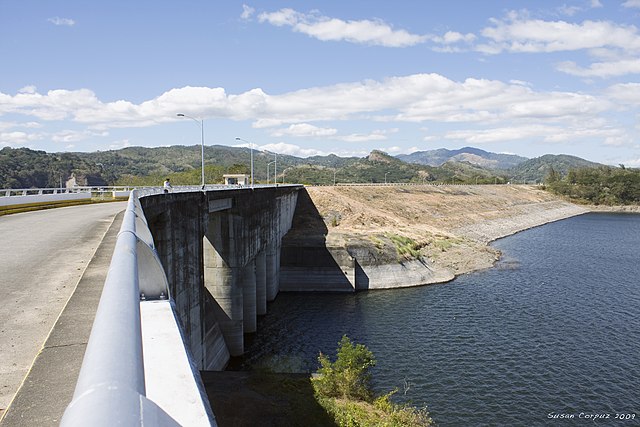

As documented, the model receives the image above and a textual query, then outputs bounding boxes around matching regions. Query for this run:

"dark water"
[240,213,640,426]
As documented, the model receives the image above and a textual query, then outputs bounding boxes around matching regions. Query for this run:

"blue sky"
[2,1,640,165]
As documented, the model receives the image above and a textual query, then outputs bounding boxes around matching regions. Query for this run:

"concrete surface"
[0,202,126,423]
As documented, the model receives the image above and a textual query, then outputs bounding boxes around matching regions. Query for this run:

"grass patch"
[431,235,463,252]
[385,233,424,261]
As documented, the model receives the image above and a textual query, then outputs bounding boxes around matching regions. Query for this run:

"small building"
[223,174,250,185]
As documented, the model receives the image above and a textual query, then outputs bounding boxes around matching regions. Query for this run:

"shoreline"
[300,186,638,291]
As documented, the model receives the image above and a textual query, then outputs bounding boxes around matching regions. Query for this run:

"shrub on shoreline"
[311,336,434,427]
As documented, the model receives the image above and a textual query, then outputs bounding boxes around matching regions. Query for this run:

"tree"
[312,335,376,401]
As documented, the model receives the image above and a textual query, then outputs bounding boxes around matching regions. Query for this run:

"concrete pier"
[141,186,300,369]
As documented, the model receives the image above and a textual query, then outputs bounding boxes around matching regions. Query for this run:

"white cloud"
[258,142,327,157]
[18,85,37,94]
[382,145,403,154]
[0,121,41,131]
[444,123,629,146]
[258,8,426,47]
[557,5,582,16]
[474,12,640,78]
[51,129,108,143]
[557,58,640,77]
[0,131,43,146]
[624,157,640,167]
[240,4,255,20]
[338,132,387,142]
[606,82,640,104]
[0,74,616,149]
[337,128,398,142]
[109,139,132,150]
[431,31,476,44]
[478,13,640,54]
[270,123,337,137]
[48,17,75,27]
[623,0,640,8]
[591,0,603,8]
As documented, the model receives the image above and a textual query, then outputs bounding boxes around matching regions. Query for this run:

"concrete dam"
[141,185,303,370]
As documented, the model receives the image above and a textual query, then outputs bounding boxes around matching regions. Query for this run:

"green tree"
[312,335,376,402]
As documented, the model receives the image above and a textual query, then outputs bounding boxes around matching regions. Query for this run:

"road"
[0,202,126,418]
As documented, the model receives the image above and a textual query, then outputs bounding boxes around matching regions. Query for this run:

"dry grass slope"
[305,185,587,279]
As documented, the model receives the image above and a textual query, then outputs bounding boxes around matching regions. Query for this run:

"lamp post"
[384,172,389,185]
[177,113,205,188]
[273,153,277,185]
[282,167,292,184]
[267,160,276,184]
[235,137,254,187]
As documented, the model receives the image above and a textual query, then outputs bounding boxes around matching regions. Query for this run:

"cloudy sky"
[1,0,640,165]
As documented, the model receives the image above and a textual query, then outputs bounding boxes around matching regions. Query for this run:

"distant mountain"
[0,144,605,189]
[397,147,528,170]
[508,154,604,183]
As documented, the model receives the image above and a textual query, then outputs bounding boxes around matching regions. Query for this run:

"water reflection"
[240,213,640,426]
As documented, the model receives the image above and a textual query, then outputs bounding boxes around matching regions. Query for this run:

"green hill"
[0,145,608,189]
[508,154,603,183]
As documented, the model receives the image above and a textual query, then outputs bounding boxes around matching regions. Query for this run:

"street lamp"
[267,160,276,184]
[177,113,205,189]
[384,172,389,184]
[273,153,277,185]
[235,137,254,187]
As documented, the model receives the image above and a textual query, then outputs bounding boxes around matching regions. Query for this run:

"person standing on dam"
[163,178,172,194]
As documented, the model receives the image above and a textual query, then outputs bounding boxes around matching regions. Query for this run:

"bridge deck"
[0,203,126,425]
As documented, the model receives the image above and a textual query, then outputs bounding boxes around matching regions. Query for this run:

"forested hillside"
[545,166,640,205]
[0,147,107,188]
[2,145,623,192]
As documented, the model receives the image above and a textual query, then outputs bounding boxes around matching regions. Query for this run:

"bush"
[312,335,376,402]
[312,336,434,427]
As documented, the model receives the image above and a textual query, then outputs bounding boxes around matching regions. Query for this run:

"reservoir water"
[240,213,640,426]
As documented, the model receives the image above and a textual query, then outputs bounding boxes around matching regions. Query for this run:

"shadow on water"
[201,371,336,427]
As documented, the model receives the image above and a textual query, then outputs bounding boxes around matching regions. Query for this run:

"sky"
[1,1,640,165]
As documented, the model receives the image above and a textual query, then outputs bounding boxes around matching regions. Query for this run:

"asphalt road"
[0,202,126,418]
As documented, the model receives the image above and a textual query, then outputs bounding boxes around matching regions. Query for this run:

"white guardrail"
[60,190,214,427]
[0,186,137,206]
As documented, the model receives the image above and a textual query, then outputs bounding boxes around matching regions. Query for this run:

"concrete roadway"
[0,202,126,422]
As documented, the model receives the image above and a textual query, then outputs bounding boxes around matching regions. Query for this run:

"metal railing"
[60,190,208,426]
[0,186,137,197]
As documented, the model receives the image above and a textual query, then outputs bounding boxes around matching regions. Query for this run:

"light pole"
[333,168,337,186]
[385,172,389,184]
[177,113,205,188]
[267,160,276,184]
[235,137,254,187]
[273,153,277,185]
[282,167,292,184]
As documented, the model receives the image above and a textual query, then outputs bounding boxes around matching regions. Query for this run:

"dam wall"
[139,185,586,370]
[140,186,299,370]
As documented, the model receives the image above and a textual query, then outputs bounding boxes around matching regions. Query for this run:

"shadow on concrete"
[201,371,336,427]
[280,188,356,292]
[354,260,370,290]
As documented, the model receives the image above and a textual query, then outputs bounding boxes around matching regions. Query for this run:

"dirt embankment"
[302,185,587,285]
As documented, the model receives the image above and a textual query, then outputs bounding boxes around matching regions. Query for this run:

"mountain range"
[0,145,611,189]
[397,147,527,170]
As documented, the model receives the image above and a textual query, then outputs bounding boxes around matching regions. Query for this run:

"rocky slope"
[300,184,587,288]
